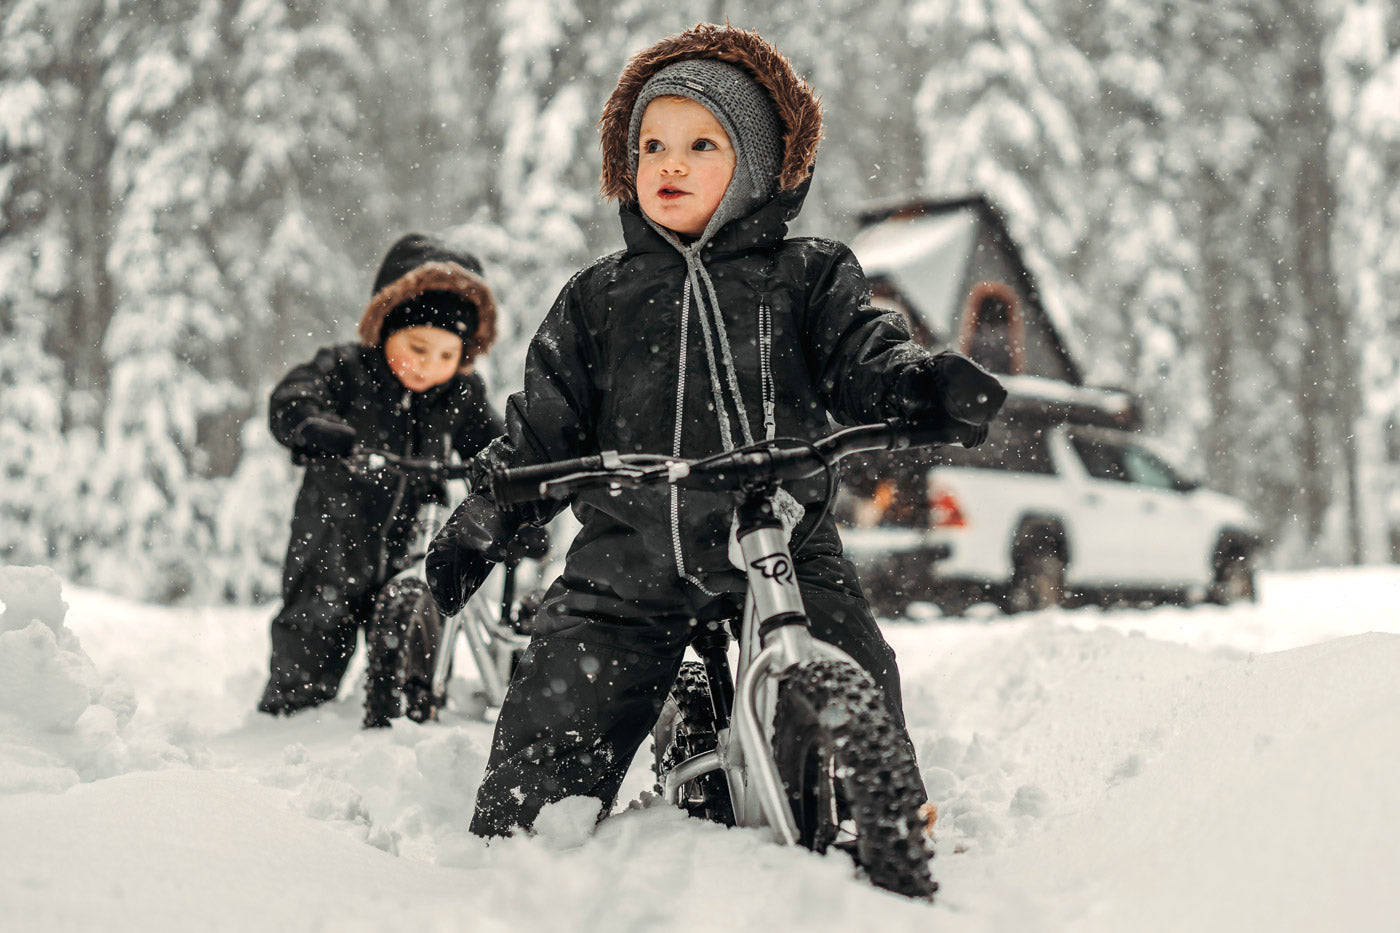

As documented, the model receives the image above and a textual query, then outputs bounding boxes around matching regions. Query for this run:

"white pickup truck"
[839,419,1263,616]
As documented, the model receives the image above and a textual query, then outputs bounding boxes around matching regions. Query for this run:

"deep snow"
[2,563,1399,932]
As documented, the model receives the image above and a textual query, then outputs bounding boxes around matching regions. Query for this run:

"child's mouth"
[657,187,687,200]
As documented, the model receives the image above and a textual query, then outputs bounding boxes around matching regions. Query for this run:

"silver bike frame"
[431,575,529,709]
[394,501,527,713]
[661,514,857,846]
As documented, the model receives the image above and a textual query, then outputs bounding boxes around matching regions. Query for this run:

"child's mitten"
[505,524,551,562]
[885,351,1007,426]
[426,498,511,616]
[292,415,358,458]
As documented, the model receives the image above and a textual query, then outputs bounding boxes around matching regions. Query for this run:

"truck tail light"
[929,486,968,529]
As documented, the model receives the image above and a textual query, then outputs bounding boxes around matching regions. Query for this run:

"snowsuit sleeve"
[797,241,937,426]
[267,346,345,455]
[427,275,600,613]
[476,270,601,508]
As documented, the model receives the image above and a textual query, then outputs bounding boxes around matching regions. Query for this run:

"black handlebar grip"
[897,417,988,450]
[491,456,601,506]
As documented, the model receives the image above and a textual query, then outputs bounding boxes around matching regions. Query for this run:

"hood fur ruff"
[357,262,498,373]
[600,23,823,204]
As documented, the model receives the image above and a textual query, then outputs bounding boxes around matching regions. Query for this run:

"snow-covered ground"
[2,563,1399,932]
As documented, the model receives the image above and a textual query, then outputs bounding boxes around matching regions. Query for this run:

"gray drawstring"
[651,216,779,590]
[683,253,741,451]
[685,246,756,448]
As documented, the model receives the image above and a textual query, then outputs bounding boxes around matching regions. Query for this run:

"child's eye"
[693,139,718,152]
[643,139,664,154]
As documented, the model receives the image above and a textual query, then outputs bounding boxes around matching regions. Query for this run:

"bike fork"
[729,498,859,845]
[729,512,815,845]
[431,562,523,710]
[429,609,462,702]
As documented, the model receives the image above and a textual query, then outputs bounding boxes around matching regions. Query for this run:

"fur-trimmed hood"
[599,23,823,204]
[357,234,498,373]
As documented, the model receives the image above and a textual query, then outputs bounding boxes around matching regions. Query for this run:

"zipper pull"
[759,301,776,441]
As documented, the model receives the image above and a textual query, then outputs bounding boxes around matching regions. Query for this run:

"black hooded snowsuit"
[259,237,504,715]
[428,25,983,837]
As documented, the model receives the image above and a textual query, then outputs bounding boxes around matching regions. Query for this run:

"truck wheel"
[1004,549,1065,614]
[1208,546,1257,605]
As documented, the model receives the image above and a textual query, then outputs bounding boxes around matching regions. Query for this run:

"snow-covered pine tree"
[908,0,1097,374]
[0,0,124,579]
[1325,0,1400,563]
[441,0,695,400]
[1053,2,1206,459]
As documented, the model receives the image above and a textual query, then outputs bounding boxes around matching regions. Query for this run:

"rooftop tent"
[850,195,1082,385]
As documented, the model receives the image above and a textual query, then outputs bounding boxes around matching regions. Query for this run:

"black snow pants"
[257,586,379,715]
[468,554,917,838]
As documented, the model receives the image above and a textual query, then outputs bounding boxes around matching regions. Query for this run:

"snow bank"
[249,717,489,862]
[898,622,1400,932]
[0,565,196,794]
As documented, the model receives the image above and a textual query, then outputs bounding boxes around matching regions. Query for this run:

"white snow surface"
[2,563,1399,932]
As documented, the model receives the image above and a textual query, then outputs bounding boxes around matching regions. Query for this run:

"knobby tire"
[364,578,442,728]
[653,661,735,826]
[773,659,937,899]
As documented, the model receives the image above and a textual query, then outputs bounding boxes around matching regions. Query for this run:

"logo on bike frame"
[750,553,795,586]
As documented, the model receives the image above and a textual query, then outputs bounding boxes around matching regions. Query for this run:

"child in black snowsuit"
[259,234,505,717]
[426,24,1005,836]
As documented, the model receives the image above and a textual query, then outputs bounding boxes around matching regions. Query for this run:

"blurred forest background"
[3,0,1399,603]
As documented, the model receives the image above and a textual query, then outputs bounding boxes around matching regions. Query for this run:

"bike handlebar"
[491,418,982,507]
[345,449,476,482]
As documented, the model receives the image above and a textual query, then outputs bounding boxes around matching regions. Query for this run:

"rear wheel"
[652,662,735,825]
[1004,548,1065,614]
[364,578,443,728]
[773,660,936,899]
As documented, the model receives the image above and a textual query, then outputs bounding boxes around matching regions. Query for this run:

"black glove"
[292,415,358,459]
[505,524,551,562]
[888,351,1007,423]
[426,497,513,616]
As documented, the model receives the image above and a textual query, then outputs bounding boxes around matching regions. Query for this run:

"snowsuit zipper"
[668,256,777,594]
[375,389,413,582]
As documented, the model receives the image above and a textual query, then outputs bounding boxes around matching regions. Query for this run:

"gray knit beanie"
[628,59,783,238]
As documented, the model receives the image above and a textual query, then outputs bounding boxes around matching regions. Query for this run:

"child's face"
[636,96,736,237]
[384,325,463,392]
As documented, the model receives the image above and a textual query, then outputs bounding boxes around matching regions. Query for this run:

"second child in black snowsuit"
[258,234,505,717]
[426,24,1006,836]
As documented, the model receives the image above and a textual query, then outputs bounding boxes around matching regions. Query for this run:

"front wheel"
[773,660,936,899]
[364,578,443,728]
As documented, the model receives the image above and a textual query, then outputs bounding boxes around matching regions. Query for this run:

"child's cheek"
[386,352,421,385]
